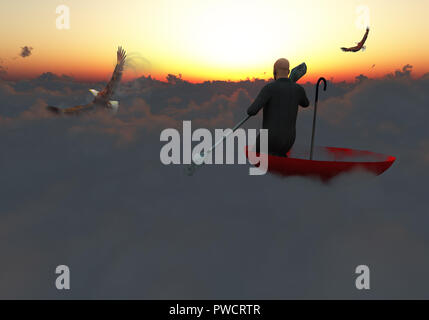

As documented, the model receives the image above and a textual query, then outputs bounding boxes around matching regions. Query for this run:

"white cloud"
[0,67,428,298]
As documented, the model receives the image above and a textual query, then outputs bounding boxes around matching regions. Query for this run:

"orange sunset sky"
[0,0,428,83]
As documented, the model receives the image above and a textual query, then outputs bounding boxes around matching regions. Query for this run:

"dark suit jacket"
[247,78,310,155]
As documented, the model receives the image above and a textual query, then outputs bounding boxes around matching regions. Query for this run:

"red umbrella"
[246,77,396,181]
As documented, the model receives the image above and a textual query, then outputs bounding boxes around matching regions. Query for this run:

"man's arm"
[247,85,271,116]
[298,85,310,108]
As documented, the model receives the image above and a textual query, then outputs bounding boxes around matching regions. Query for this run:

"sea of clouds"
[0,66,428,298]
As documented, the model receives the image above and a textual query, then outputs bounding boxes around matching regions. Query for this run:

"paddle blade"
[290,63,307,83]
[185,163,198,176]
[185,152,206,176]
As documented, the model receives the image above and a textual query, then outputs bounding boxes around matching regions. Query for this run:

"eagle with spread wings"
[341,27,370,52]
[47,46,127,115]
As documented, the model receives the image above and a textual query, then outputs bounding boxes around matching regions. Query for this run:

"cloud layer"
[0,67,428,299]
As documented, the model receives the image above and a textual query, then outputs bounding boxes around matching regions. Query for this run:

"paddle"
[186,62,308,176]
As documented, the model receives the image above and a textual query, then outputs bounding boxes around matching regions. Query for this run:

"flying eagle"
[341,27,370,52]
[47,46,127,115]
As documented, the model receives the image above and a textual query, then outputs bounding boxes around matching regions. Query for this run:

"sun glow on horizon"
[0,0,428,82]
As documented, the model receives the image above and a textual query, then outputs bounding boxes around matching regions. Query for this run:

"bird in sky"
[47,46,127,115]
[341,27,370,52]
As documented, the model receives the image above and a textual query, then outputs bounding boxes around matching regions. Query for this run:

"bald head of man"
[273,58,290,80]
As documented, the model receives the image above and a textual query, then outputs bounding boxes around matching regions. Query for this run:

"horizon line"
[1,67,426,85]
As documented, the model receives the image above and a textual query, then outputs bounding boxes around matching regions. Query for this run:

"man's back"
[247,78,310,155]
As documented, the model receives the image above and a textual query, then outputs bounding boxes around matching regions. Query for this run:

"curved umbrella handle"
[310,77,327,160]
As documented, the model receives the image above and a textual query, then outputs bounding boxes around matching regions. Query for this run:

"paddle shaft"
[203,115,251,158]
[310,77,327,160]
